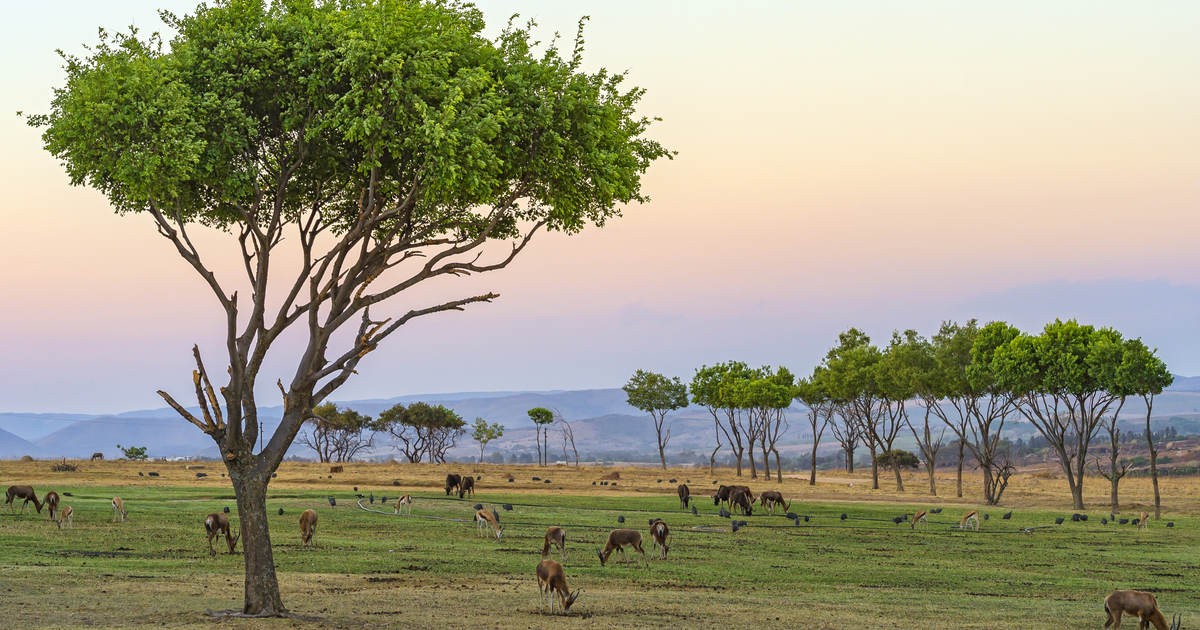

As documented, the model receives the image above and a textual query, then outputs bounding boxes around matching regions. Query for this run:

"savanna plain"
[2,460,1198,629]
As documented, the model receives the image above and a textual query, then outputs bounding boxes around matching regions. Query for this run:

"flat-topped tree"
[1116,339,1173,518]
[29,0,667,616]
[527,407,555,466]
[623,370,689,470]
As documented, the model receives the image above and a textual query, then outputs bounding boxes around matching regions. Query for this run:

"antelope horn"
[1170,613,1180,630]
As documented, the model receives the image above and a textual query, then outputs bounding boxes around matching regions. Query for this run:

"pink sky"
[1,1,1197,413]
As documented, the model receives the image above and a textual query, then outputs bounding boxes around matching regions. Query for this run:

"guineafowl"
[393,480,399,486]
[473,503,483,510]
[1080,514,1088,522]
[1119,518,1129,525]
[669,479,677,483]
[1055,517,1064,525]
[369,492,374,504]
[786,512,798,520]
[354,487,358,492]
[691,506,697,515]
[1132,518,1141,526]
[1167,522,1175,528]
[278,508,284,516]
[502,504,513,511]
[840,513,847,521]
[1101,518,1108,525]
[732,522,739,532]
[712,480,718,484]
[617,515,625,524]
[327,497,336,507]
[1002,511,1012,520]
[492,508,500,523]
[804,515,810,523]
[224,506,230,514]
[983,513,990,520]
[892,516,903,524]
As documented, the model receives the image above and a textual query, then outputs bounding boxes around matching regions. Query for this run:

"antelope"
[959,510,979,531]
[712,484,753,507]
[759,491,791,514]
[596,528,647,568]
[459,476,475,499]
[535,558,580,615]
[475,508,503,539]
[111,497,127,522]
[5,486,43,514]
[1104,589,1181,630]
[445,474,462,496]
[911,510,928,530]
[44,491,60,521]
[300,509,318,548]
[394,494,412,516]
[1137,511,1151,532]
[677,484,690,509]
[542,526,566,562]
[90,452,104,461]
[204,512,239,555]
[729,489,754,516]
[55,505,74,529]
[650,519,670,560]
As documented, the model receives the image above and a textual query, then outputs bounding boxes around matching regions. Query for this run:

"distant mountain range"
[2,377,1197,460]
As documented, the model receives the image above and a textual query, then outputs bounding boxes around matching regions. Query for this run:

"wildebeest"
[712,485,752,507]
[728,489,754,516]
[459,476,475,499]
[677,484,690,509]
[445,474,463,496]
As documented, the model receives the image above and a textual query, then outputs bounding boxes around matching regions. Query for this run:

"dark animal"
[148,472,160,477]
[1120,518,1129,525]
[1001,511,1011,519]
[90,452,104,461]
[1104,589,1180,630]
[728,489,753,516]
[44,491,60,521]
[758,490,790,514]
[713,484,752,507]
[677,484,690,509]
[445,474,462,496]
[1056,517,1065,525]
[327,497,336,508]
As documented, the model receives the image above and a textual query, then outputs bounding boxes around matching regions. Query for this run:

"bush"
[117,444,149,461]
[881,449,920,471]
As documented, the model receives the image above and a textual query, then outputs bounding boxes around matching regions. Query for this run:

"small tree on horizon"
[470,417,505,464]
[527,407,555,466]
[623,369,689,470]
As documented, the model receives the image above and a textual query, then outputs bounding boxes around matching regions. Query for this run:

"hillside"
[0,426,43,459]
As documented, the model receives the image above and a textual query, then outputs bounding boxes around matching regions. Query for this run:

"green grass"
[3,484,1198,629]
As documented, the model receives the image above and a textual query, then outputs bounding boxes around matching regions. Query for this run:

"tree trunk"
[231,473,284,616]
[892,460,904,492]
[809,446,818,486]
[734,446,744,476]
[846,444,854,474]
[1067,474,1084,511]
[658,442,667,471]
[955,443,964,498]
[869,447,879,489]
[1151,469,1161,519]
[773,448,782,483]
[1110,476,1119,513]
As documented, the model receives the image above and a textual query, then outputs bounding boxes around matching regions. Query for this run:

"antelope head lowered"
[1104,589,1180,630]
[204,513,239,555]
[596,528,647,568]
[535,559,580,615]
[111,497,127,522]
[300,509,318,548]
[543,526,566,562]
[5,486,43,515]
[475,508,503,540]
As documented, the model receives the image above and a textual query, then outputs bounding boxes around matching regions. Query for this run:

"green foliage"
[526,407,555,426]
[820,328,883,405]
[623,370,689,415]
[470,417,504,444]
[881,449,920,470]
[116,444,149,461]
[691,361,757,411]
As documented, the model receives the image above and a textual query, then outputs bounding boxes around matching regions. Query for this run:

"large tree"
[691,361,756,476]
[377,401,465,464]
[1117,339,1173,518]
[794,370,833,486]
[822,328,887,489]
[30,0,667,616]
[623,369,689,470]
[297,403,374,463]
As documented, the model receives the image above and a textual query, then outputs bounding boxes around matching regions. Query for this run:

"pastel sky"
[1,1,1197,414]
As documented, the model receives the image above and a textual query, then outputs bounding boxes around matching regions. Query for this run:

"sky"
[1,1,1198,414]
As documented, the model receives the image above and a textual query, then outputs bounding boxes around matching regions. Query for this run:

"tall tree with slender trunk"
[29,1,668,616]
[470,417,505,464]
[527,407,555,467]
[691,362,756,476]
[1117,339,1173,519]
[795,371,833,486]
[1093,413,1131,513]
[822,329,886,489]
[828,406,860,474]
[623,370,689,470]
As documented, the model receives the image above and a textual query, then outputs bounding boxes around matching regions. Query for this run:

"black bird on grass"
[502,504,513,511]
[1167,522,1175,528]
[691,506,697,515]
[1071,514,1080,522]
[657,479,663,483]
[138,472,143,476]
[732,523,740,532]
[737,520,747,527]
[1002,511,1012,520]
[983,513,990,520]
[712,480,718,484]
[62,492,73,497]
[617,515,625,524]
[354,487,358,492]
[1080,514,1088,521]
[473,503,483,510]
[271,473,277,478]
[544,479,551,484]
[840,513,847,521]
[356,494,364,499]
[278,508,284,515]
[804,515,810,523]
[532,477,541,481]
[476,476,481,481]
[719,509,730,519]
[1101,518,1108,525]
[393,480,400,486]
[669,479,677,483]
[493,508,500,523]
[794,517,801,526]
[1055,517,1064,525]
[786,512,798,520]
[1111,513,1116,521]
[224,506,230,514]
[1132,518,1141,526]
[328,497,336,508]
[892,516,903,525]
[1119,518,1129,525]
[592,481,597,485]
[381,497,387,504]
[369,492,374,504]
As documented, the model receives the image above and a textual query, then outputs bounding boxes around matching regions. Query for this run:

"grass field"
[2,460,1198,629]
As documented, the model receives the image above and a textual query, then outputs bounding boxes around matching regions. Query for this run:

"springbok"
[475,508,503,540]
[596,529,647,568]
[1104,589,1181,630]
[5,486,43,514]
[729,489,754,516]
[459,476,475,499]
[650,519,670,560]
[959,510,979,531]
[677,484,690,509]
[44,491,60,521]
[759,491,791,514]
[394,494,412,516]
[445,474,462,496]
[55,505,74,529]
[542,526,566,562]
[1137,511,1151,532]
[911,510,928,530]
[111,497,127,522]
[300,509,318,548]
[204,512,239,555]
[535,558,580,615]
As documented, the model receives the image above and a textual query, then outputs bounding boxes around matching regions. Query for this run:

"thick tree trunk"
[773,448,782,483]
[928,463,936,496]
[231,473,284,616]
[1110,476,1119,513]
[892,461,904,492]
[734,446,744,476]
[658,442,667,471]
[845,444,854,473]
[809,447,818,486]
[869,447,879,489]
[1150,455,1161,518]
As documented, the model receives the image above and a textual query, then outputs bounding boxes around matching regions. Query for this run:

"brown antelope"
[1104,589,1181,630]
[959,510,979,531]
[677,484,690,509]
[759,491,791,514]
[394,494,412,516]
[5,486,43,514]
[535,558,580,615]
[542,526,566,562]
[475,508,503,539]
[204,512,239,555]
[649,519,670,560]
[44,491,60,521]
[596,528,647,568]
[300,509,318,548]
[90,452,104,461]
[459,476,475,499]
[729,489,754,516]
[1137,511,1151,532]
[111,497,127,522]
[713,484,753,507]
[445,474,462,496]
[55,505,74,530]
[911,510,928,530]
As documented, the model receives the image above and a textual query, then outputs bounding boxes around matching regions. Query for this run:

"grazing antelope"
[204,512,239,555]
[1137,511,1151,532]
[55,505,74,529]
[596,528,647,568]
[445,474,462,496]
[299,509,318,548]
[90,452,104,461]
[394,494,412,516]
[458,476,475,499]
[911,510,928,530]
[649,519,670,560]
[959,510,979,531]
[5,486,43,514]
[111,497,127,522]
[535,558,580,615]
[712,484,753,507]
[1104,589,1181,630]
[44,491,60,521]
[759,491,791,514]
[729,489,754,516]
[475,508,503,539]
[542,526,566,562]
[677,484,690,509]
